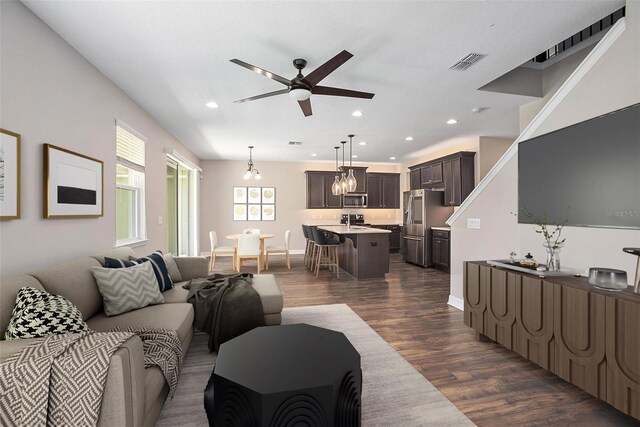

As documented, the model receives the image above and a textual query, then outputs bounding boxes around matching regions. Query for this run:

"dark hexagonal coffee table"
[204,324,362,426]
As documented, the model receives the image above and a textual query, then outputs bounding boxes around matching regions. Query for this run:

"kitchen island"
[317,225,391,279]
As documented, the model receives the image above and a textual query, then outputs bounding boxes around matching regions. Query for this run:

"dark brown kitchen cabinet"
[369,224,402,253]
[410,168,421,190]
[443,153,474,206]
[305,171,342,209]
[366,173,400,209]
[431,229,450,272]
[420,162,443,188]
[339,166,368,193]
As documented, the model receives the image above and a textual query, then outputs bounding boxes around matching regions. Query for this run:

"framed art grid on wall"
[44,144,104,218]
[233,187,275,221]
[0,128,21,220]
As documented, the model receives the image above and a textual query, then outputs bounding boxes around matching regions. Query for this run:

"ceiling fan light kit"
[243,146,261,180]
[230,50,374,117]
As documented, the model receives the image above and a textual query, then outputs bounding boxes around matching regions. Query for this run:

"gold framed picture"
[44,144,104,218]
[0,129,21,220]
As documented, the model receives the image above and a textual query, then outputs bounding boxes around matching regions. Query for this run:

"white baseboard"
[447,295,464,311]
[289,249,305,255]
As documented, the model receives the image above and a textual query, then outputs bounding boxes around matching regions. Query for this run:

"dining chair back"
[265,230,291,270]
[208,230,235,271]
[236,233,262,273]
[243,229,261,235]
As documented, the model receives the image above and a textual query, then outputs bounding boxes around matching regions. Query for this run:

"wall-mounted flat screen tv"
[518,103,639,229]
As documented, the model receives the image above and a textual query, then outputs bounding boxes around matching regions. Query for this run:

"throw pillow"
[5,287,89,340]
[92,262,165,316]
[104,250,174,292]
[163,253,183,282]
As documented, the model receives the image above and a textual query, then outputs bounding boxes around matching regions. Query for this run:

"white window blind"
[116,124,145,172]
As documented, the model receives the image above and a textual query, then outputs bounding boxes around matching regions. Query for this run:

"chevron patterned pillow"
[5,287,89,340]
[92,262,165,316]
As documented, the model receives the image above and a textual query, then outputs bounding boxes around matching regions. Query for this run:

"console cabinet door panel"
[463,262,486,333]
[485,269,517,350]
[554,285,606,398]
[606,297,640,419]
[515,278,555,371]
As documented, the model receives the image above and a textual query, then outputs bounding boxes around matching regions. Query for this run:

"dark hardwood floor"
[212,253,638,426]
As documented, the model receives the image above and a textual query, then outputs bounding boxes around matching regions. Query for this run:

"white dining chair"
[242,228,261,235]
[236,233,261,273]
[266,230,291,270]
[209,231,236,271]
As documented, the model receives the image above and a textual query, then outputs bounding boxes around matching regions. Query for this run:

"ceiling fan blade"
[302,50,353,87]
[312,86,375,99]
[230,59,291,86]
[298,99,312,117]
[233,89,289,103]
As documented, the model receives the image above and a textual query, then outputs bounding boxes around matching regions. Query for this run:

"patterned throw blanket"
[0,328,183,426]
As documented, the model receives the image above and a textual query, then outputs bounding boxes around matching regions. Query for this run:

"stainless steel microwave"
[343,194,368,208]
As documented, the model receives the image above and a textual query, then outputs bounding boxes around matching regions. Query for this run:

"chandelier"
[243,146,261,180]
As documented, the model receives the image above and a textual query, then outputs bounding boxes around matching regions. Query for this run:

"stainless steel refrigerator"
[402,189,453,267]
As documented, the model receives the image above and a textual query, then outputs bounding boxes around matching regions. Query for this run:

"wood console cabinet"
[463,261,640,420]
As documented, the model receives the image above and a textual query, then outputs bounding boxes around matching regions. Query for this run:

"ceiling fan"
[230,50,374,117]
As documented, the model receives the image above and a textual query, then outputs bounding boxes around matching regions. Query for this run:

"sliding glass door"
[167,159,196,256]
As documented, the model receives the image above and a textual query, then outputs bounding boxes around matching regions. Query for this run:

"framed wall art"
[233,186,276,221]
[44,144,104,218]
[0,129,21,220]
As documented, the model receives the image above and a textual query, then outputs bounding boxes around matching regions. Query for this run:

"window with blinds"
[116,122,146,245]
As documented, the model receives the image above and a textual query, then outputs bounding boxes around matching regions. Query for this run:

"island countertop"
[317,225,392,235]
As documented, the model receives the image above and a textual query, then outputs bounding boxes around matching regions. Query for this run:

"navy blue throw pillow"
[104,250,174,292]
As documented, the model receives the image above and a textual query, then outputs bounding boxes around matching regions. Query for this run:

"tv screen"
[518,103,640,229]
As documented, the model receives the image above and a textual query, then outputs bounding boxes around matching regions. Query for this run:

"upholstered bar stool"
[302,225,312,268]
[310,227,340,278]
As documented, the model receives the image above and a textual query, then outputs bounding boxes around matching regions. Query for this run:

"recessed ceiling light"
[352,110,363,117]
[205,101,219,109]
[359,141,367,146]
[352,155,358,158]
[389,156,396,160]
[447,119,458,125]
[405,136,414,141]
[311,153,317,157]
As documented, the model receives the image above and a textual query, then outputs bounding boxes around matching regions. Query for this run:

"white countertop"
[431,227,451,231]
[317,225,392,234]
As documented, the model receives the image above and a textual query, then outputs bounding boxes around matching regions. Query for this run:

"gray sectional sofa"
[0,247,284,426]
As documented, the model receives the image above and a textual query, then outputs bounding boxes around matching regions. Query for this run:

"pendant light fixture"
[243,146,261,180]
[339,141,348,194]
[331,146,341,196]
[346,134,357,192]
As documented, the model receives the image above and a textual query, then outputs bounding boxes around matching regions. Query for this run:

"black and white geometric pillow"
[4,287,89,340]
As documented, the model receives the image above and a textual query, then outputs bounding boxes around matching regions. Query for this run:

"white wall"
[449,4,640,302]
[0,2,200,277]
[199,160,401,253]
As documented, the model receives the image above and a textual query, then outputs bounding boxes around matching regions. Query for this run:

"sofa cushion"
[92,247,137,267]
[5,287,89,340]
[30,257,104,320]
[105,251,174,292]
[252,275,284,315]
[92,263,165,316]
[86,303,194,348]
[161,283,189,304]
[0,275,44,339]
[163,254,183,283]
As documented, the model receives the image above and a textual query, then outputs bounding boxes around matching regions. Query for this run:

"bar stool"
[307,225,319,271]
[302,225,313,268]
[311,227,340,278]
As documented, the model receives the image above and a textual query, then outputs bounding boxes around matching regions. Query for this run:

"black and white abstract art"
[44,144,103,218]
[0,129,21,220]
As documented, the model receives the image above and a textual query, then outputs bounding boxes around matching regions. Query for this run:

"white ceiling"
[24,0,623,163]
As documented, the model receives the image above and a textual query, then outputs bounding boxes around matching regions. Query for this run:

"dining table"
[225,233,274,272]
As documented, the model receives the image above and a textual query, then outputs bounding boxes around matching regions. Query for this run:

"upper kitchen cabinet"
[305,171,343,209]
[367,173,400,209]
[409,151,475,206]
[339,166,368,193]
[442,152,475,206]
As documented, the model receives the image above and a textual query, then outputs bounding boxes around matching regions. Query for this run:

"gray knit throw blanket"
[0,328,183,427]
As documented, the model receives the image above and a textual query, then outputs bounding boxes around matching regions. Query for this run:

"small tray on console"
[487,260,583,278]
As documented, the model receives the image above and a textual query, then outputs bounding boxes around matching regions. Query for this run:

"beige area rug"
[157,304,474,426]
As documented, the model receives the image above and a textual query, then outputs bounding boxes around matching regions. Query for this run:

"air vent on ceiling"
[449,53,486,71]
[288,141,303,146]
